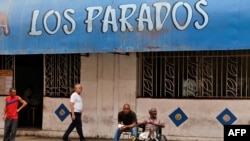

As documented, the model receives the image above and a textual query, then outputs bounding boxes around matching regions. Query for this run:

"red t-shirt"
[6,96,19,119]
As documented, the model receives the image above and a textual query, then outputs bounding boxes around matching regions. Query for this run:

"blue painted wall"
[0,0,249,54]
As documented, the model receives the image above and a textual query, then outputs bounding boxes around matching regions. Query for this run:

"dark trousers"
[3,118,18,141]
[62,112,86,141]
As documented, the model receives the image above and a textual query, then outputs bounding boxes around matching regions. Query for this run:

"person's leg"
[9,119,18,141]
[62,122,75,140]
[74,113,86,141]
[113,128,123,141]
[131,126,138,140]
[3,119,12,141]
[62,114,76,140]
[152,131,158,141]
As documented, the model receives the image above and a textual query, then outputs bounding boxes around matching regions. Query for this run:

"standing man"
[62,84,86,141]
[114,104,138,141]
[2,88,27,141]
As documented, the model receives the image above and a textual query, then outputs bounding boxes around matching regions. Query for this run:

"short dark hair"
[9,88,16,93]
[123,104,130,109]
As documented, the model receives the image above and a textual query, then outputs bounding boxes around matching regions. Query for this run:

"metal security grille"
[0,55,14,70]
[0,55,15,87]
[138,51,250,98]
[45,54,80,97]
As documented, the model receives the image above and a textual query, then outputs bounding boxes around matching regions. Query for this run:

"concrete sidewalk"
[0,136,176,141]
[1,136,112,141]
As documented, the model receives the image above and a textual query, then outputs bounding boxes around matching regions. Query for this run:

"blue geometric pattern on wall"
[55,103,70,122]
[169,107,188,127]
[216,108,237,125]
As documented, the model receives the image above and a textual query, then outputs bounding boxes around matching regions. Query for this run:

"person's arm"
[69,93,76,120]
[148,118,165,128]
[137,119,147,126]
[123,121,137,129]
[2,106,7,120]
[117,112,123,124]
[69,102,75,120]
[152,122,165,128]
[122,112,137,130]
[17,96,27,113]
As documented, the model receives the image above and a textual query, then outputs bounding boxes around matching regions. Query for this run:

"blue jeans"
[113,126,138,141]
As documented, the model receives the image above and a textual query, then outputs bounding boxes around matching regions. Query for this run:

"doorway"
[15,55,43,129]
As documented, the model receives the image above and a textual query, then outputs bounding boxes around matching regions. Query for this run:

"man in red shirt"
[2,88,27,141]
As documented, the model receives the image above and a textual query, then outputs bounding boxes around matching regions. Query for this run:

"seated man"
[138,108,165,141]
[114,104,138,141]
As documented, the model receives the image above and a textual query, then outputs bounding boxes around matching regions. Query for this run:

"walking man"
[2,88,27,141]
[62,84,86,141]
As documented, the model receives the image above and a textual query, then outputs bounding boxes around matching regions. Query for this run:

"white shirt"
[70,92,83,113]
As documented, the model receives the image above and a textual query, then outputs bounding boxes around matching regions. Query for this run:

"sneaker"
[131,136,136,141]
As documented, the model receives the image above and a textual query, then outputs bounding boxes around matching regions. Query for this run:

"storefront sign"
[0,0,249,54]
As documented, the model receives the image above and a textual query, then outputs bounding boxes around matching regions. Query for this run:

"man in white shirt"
[62,84,86,141]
